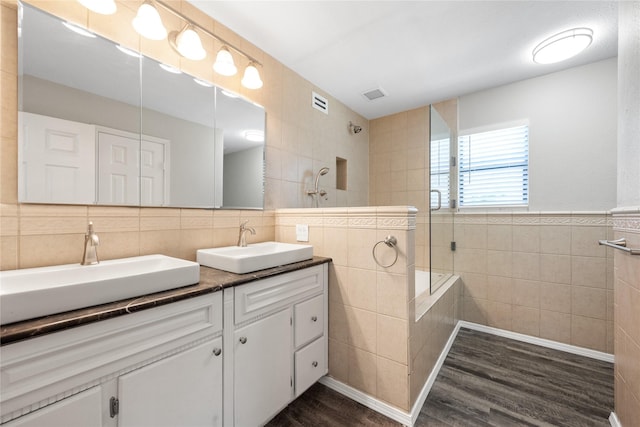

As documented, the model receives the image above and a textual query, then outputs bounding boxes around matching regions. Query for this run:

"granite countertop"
[0,256,331,346]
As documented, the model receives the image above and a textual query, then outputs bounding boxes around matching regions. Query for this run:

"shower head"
[319,167,330,175]
[349,121,362,134]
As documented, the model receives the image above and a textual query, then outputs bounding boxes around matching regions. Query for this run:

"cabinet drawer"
[234,265,324,324]
[294,337,326,398]
[294,294,324,348]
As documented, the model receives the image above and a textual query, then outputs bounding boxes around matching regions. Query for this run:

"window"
[430,137,450,209]
[458,124,529,207]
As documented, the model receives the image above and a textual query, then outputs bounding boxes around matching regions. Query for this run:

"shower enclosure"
[428,104,455,294]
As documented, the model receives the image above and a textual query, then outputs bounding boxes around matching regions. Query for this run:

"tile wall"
[276,207,415,411]
[612,212,640,423]
[454,212,614,353]
[0,0,369,270]
[276,207,461,413]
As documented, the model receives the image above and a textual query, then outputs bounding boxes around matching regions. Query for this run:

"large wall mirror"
[17,2,265,209]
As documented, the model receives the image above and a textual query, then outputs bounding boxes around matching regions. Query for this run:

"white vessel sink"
[0,255,200,325]
[197,242,313,274]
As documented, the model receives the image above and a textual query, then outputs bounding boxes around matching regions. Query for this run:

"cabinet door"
[4,386,102,427]
[234,309,292,426]
[118,337,223,427]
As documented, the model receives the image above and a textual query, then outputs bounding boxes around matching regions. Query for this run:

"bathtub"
[415,269,459,321]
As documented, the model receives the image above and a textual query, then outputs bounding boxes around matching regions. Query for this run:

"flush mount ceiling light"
[62,21,96,38]
[169,25,206,61]
[77,0,116,15]
[241,63,263,89]
[213,46,237,76]
[132,1,167,41]
[244,130,264,142]
[221,89,240,98]
[532,28,593,64]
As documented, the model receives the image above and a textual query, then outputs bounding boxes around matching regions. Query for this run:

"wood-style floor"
[267,328,614,427]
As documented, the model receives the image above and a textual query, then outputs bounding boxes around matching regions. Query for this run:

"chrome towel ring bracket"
[372,235,399,268]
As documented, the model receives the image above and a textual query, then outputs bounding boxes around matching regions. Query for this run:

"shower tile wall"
[0,0,369,270]
[455,212,614,353]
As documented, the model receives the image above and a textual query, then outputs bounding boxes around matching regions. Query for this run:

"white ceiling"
[188,1,619,120]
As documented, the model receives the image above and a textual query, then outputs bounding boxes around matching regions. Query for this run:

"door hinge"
[290,376,293,388]
[290,317,293,326]
[450,156,457,167]
[109,396,119,418]
[450,241,456,252]
[450,199,457,209]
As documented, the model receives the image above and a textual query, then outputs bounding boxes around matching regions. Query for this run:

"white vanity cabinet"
[0,292,223,427]
[223,263,328,426]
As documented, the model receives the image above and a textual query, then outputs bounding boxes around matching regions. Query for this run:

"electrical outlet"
[296,224,309,242]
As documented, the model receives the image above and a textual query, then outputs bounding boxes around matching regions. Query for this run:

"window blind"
[458,125,529,207]
[430,137,450,208]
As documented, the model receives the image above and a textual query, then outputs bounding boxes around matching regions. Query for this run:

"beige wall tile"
[487,224,512,251]
[512,252,540,280]
[97,231,140,260]
[0,235,17,269]
[463,297,488,325]
[572,286,607,319]
[377,271,408,319]
[539,254,571,284]
[539,282,571,313]
[377,356,409,411]
[348,347,377,396]
[539,225,571,255]
[487,301,512,330]
[571,314,606,352]
[139,230,181,258]
[19,233,84,268]
[461,272,488,299]
[571,256,607,288]
[512,305,540,336]
[329,301,349,344]
[328,338,349,383]
[377,315,408,364]
[512,279,540,308]
[345,306,377,353]
[487,275,512,304]
[571,226,607,257]
[513,225,540,253]
[539,310,571,343]
[487,250,512,277]
[346,267,377,311]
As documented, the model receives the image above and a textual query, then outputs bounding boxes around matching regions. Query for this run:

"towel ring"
[372,235,398,268]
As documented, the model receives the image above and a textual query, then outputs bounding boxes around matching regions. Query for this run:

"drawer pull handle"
[239,337,248,344]
[213,347,222,356]
[311,316,318,322]
[312,361,318,367]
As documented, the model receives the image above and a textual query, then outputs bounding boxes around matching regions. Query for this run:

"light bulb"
[241,63,263,89]
[132,2,167,41]
[213,47,237,76]
[169,25,206,61]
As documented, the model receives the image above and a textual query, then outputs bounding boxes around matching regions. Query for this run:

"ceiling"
[188,1,619,120]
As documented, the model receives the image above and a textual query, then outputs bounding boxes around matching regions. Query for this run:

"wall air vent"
[312,91,328,114]
[362,87,387,101]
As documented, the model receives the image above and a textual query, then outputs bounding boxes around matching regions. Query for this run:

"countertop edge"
[1,257,331,346]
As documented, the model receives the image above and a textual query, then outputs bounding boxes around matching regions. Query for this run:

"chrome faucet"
[81,221,99,265]
[306,167,329,208]
[237,220,256,247]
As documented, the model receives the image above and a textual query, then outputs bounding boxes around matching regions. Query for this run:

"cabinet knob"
[312,361,318,367]
[311,316,318,322]
[239,336,248,344]
[212,347,222,356]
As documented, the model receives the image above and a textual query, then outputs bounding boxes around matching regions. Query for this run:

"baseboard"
[458,321,615,363]
[319,376,412,426]
[609,411,621,427]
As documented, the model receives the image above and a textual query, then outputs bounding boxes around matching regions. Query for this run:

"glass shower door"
[429,104,455,294]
